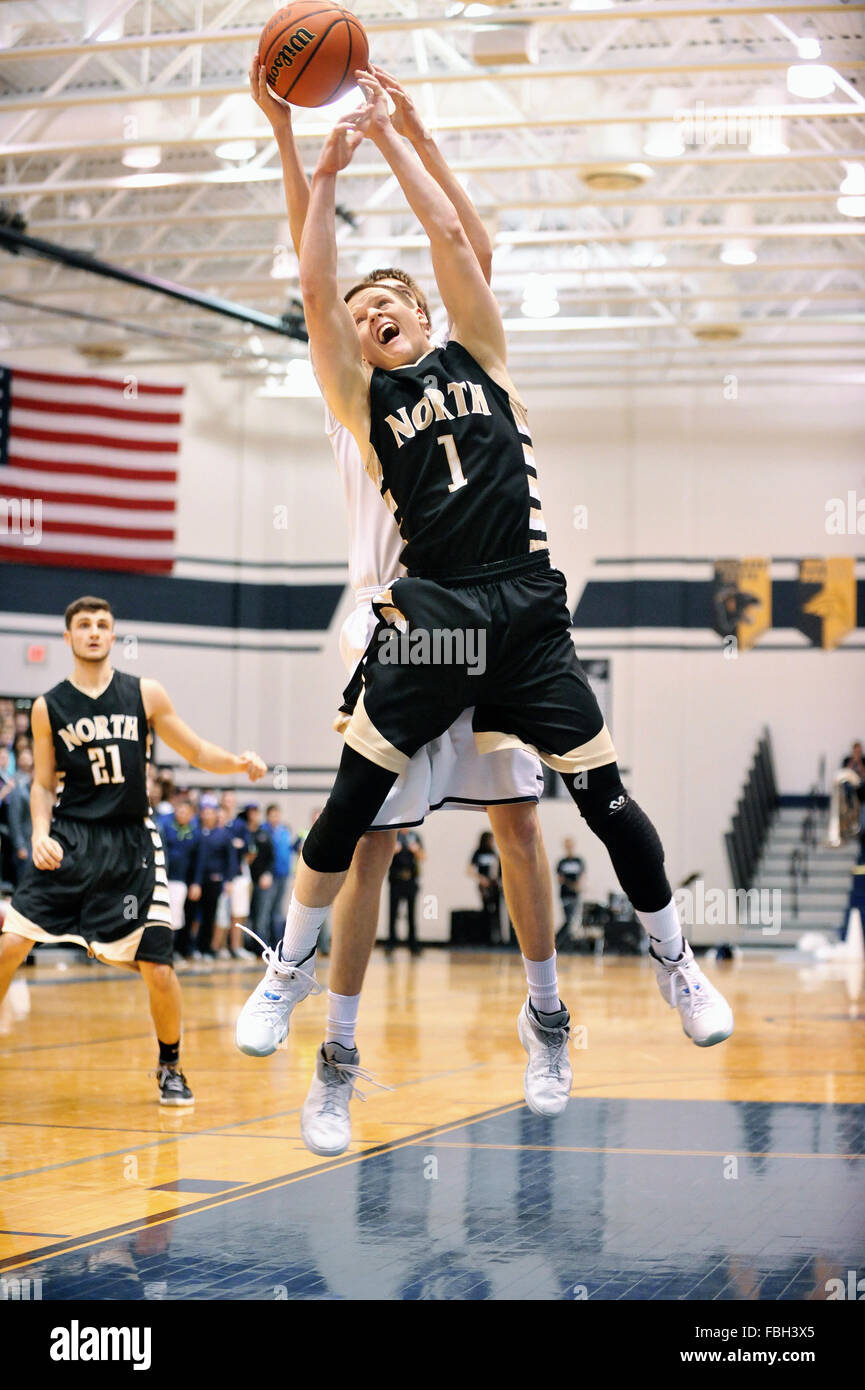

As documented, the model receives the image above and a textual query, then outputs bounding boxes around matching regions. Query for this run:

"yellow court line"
[426,1141,865,1159]
[1,1099,526,1274]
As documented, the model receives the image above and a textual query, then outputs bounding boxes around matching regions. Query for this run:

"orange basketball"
[258,2,369,108]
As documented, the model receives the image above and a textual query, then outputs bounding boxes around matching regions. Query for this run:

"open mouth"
[377,321,399,345]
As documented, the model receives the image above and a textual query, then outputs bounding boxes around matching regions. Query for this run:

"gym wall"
[1,345,862,941]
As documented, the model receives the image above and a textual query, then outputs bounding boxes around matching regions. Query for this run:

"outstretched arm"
[355,72,506,375]
[250,57,309,258]
[141,680,266,782]
[299,120,371,446]
[371,65,492,286]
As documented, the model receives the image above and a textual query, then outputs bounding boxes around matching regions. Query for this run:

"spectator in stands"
[556,837,586,944]
[13,746,33,787]
[388,830,424,954]
[0,748,14,886]
[189,795,235,959]
[6,747,33,885]
[12,734,30,764]
[161,797,200,961]
[468,831,502,945]
[215,792,255,960]
[247,803,278,947]
[265,804,300,946]
[830,741,865,845]
[146,762,161,813]
[155,766,176,818]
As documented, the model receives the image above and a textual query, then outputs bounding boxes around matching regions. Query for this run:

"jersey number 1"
[437,434,468,493]
[88,744,125,786]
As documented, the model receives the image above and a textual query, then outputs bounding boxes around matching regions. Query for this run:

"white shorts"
[167,880,187,931]
[230,868,252,919]
[340,599,544,830]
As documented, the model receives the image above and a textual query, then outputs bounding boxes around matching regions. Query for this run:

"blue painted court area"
[23,1100,865,1301]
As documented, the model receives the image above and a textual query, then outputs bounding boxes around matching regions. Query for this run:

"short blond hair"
[344,267,430,324]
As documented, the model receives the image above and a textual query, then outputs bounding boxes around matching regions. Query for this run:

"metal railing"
[789,756,828,919]
[725,729,778,892]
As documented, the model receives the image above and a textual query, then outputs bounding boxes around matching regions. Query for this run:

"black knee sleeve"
[562,762,671,913]
[301,746,398,874]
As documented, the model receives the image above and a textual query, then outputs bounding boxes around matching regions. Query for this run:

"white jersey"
[323,326,449,596]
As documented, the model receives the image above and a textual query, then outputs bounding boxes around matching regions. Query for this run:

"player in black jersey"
[0,596,267,1106]
[237,71,733,1127]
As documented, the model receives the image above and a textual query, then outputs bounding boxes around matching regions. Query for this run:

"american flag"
[0,366,184,574]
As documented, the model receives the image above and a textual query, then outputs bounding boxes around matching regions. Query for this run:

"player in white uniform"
[239,63,574,1154]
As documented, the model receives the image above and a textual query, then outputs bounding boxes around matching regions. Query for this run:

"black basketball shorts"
[338,553,617,777]
[3,815,174,966]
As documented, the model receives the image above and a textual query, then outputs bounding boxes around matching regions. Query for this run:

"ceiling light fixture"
[643,125,686,159]
[521,274,560,319]
[121,144,162,169]
[214,139,257,162]
[795,37,822,61]
[841,162,865,195]
[837,162,865,216]
[786,64,837,98]
[748,125,789,156]
[720,239,757,266]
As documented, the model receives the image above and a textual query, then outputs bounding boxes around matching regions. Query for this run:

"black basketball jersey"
[367,340,548,574]
[44,671,151,821]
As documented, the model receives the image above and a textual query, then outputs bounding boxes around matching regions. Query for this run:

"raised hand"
[351,68,394,140]
[249,54,293,133]
[369,64,428,143]
[314,118,364,176]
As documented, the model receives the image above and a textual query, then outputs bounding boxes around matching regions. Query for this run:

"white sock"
[325,991,360,1050]
[281,897,326,964]
[523,952,560,1014]
[637,899,684,962]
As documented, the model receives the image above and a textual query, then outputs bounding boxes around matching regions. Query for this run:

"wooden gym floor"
[0,949,863,1300]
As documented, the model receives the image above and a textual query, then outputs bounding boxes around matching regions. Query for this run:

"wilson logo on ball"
[268,27,316,83]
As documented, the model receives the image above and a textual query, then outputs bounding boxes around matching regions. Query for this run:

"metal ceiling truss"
[2,0,863,382]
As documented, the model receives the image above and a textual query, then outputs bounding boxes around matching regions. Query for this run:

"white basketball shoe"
[650,941,734,1047]
[517,998,573,1117]
[300,1042,393,1157]
[235,937,322,1057]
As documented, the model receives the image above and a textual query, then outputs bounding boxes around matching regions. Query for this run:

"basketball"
[258,2,369,107]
